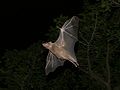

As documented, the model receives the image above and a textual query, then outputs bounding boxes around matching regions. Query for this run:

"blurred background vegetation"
[0,0,120,90]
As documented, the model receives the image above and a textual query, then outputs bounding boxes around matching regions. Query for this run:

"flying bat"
[42,16,79,75]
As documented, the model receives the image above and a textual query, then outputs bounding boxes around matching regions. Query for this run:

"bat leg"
[68,59,79,67]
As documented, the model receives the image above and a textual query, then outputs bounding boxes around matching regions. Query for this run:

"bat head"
[42,41,53,50]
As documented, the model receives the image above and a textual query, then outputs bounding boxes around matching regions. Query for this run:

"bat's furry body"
[42,16,79,75]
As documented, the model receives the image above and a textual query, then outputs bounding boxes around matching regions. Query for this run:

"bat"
[42,16,79,75]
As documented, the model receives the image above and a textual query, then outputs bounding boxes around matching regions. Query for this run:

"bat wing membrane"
[55,16,79,56]
[45,51,65,75]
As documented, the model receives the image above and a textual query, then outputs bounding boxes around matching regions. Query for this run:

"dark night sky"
[0,2,83,51]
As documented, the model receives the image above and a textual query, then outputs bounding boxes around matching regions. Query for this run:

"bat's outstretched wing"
[55,16,79,58]
[44,16,79,75]
[45,51,65,75]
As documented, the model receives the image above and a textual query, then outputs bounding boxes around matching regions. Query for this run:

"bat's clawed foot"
[74,62,79,67]
[70,61,79,67]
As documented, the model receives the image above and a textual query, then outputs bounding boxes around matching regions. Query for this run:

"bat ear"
[42,42,53,49]
[48,41,52,44]
[42,43,46,47]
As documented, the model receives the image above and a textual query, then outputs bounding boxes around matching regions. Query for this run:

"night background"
[0,0,120,90]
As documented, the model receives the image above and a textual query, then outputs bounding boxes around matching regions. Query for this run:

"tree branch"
[78,13,112,89]
[79,68,108,86]
[78,40,88,46]
[89,14,97,44]
[87,44,92,73]
[111,0,120,7]
[79,31,89,44]
[87,14,98,73]
[106,40,111,90]
[112,0,120,5]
